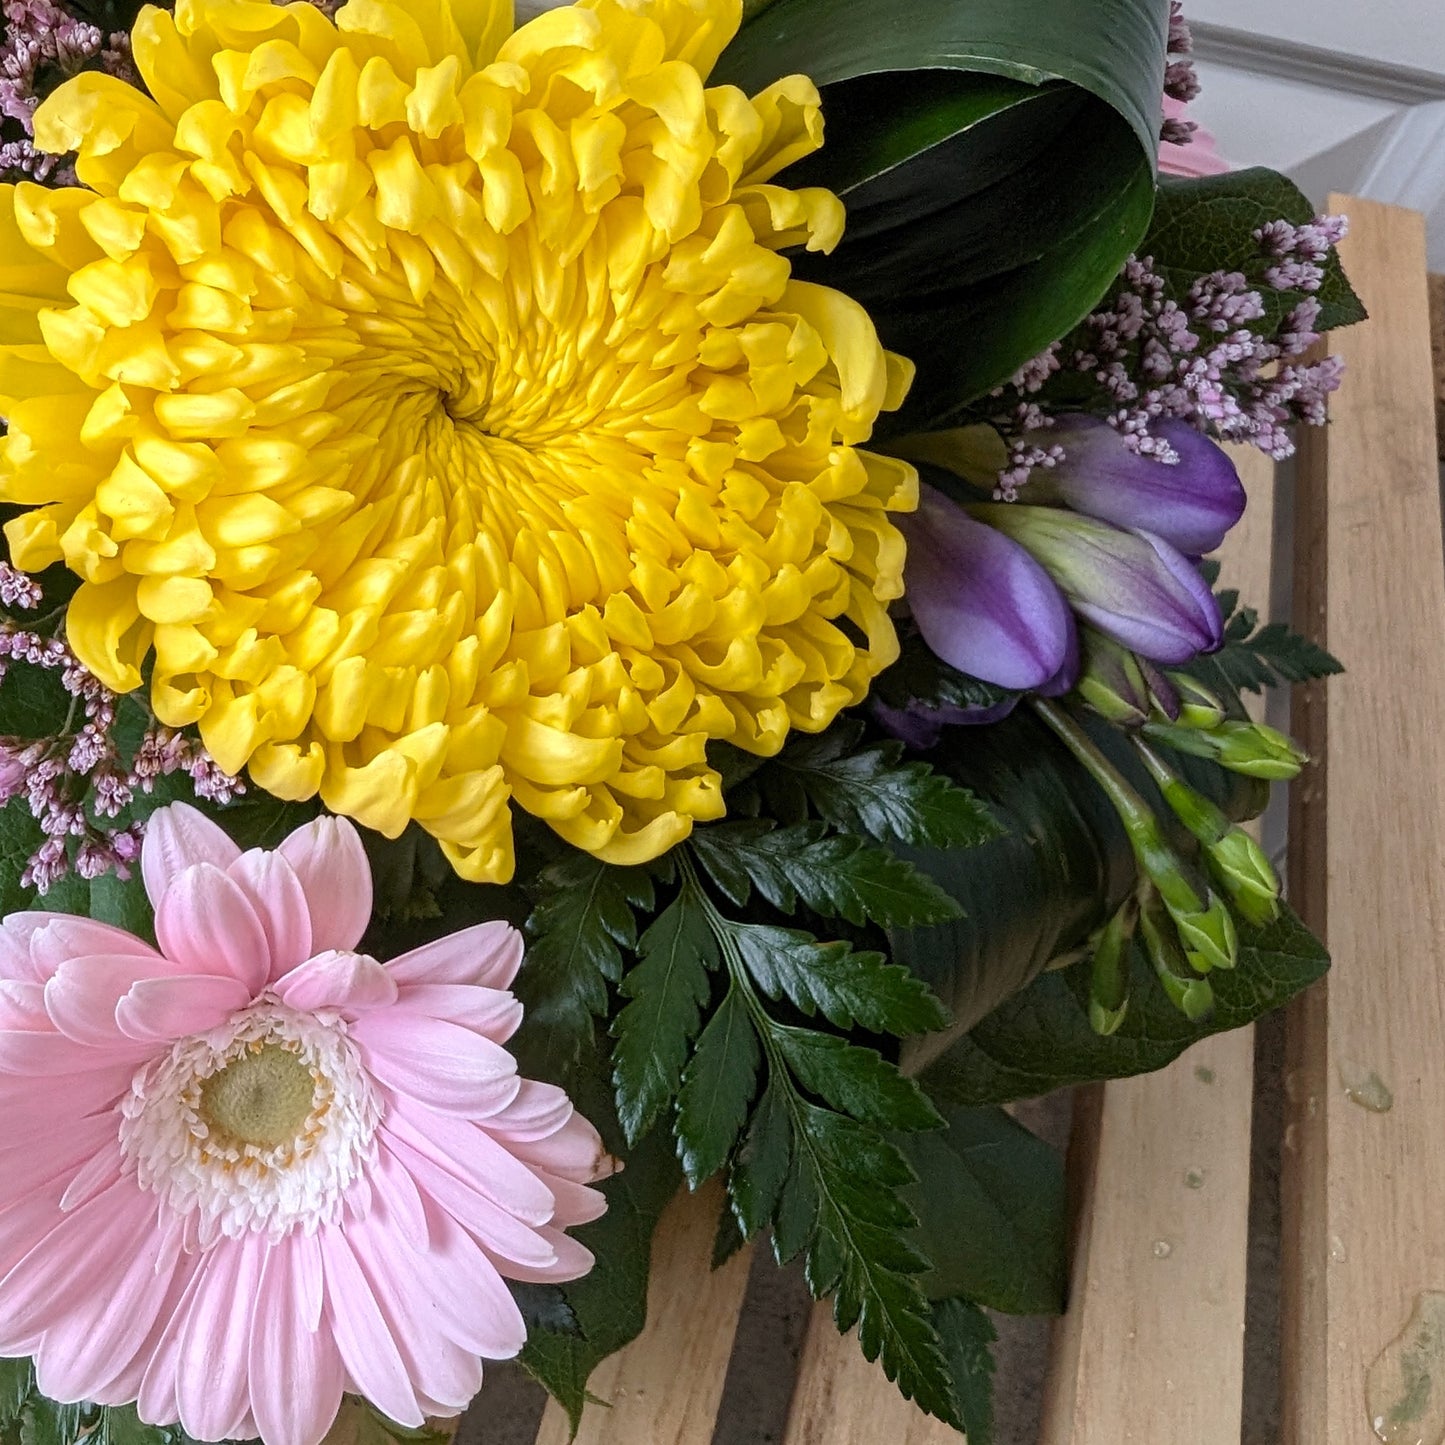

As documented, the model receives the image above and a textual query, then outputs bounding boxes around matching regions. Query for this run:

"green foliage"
[688,821,963,929]
[675,987,761,1185]
[1195,590,1344,696]
[901,1107,1067,1314]
[1145,169,1366,335]
[0,1364,195,1445]
[611,886,719,1146]
[918,905,1328,1106]
[516,853,664,1080]
[933,1299,998,1445]
[716,0,1169,423]
[757,721,1000,850]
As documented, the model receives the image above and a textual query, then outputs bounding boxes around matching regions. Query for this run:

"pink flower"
[0,804,613,1445]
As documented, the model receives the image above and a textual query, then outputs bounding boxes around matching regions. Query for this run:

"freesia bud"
[1208,828,1281,927]
[1077,631,1151,726]
[1139,886,1214,1021]
[901,485,1078,691]
[1144,719,1307,780]
[1089,897,1136,1036]
[1026,415,1247,556]
[1164,672,1227,730]
[970,504,1223,665]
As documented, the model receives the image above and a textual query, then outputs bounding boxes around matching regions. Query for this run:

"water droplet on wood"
[1367,1290,1445,1444]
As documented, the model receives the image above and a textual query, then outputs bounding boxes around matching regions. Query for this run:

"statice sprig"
[0,575,241,893]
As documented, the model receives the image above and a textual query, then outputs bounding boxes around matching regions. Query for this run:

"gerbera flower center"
[197,1043,317,1149]
[118,1001,381,1248]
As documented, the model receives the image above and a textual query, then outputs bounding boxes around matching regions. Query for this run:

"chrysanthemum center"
[198,1043,316,1148]
[119,1001,381,1248]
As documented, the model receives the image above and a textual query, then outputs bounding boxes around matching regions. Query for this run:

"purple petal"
[902,486,1075,691]
[1038,416,1246,555]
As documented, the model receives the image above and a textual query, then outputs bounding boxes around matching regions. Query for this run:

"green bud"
[1143,719,1308,781]
[1164,673,1228,731]
[1077,631,1151,727]
[1138,886,1214,1021]
[1207,827,1281,927]
[1122,812,1238,973]
[1088,898,1136,1036]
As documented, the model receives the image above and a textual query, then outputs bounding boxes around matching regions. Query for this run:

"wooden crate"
[466,197,1444,1444]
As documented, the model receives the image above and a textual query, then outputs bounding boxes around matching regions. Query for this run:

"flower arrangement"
[0,0,1357,1442]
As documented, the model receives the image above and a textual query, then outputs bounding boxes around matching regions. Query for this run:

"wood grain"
[1429,272,1444,461]
[1280,199,1445,1445]
[1036,445,1277,1445]
[533,1183,753,1445]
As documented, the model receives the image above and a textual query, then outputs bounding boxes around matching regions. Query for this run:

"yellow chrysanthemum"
[0,0,916,881]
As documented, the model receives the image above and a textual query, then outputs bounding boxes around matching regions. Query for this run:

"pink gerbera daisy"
[0,803,612,1445]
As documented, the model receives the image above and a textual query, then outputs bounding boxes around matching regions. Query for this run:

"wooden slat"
[1280,199,1445,1445]
[533,1183,753,1445]
[1036,444,1277,1445]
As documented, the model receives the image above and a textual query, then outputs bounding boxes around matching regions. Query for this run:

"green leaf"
[793,1104,962,1427]
[1145,169,1366,335]
[517,852,659,1076]
[728,1078,793,1239]
[675,986,762,1186]
[918,904,1328,1106]
[901,1107,1067,1314]
[520,1126,683,1430]
[0,1361,30,1434]
[716,0,1168,420]
[1194,598,1343,697]
[773,1025,942,1131]
[690,822,962,928]
[767,722,1000,850]
[611,888,719,1147]
[730,923,949,1036]
[932,1298,997,1445]
[0,665,69,740]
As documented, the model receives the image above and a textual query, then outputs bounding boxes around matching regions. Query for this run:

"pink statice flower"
[0,803,613,1445]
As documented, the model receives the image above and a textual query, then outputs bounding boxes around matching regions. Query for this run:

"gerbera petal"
[84,1254,197,1409]
[483,1224,596,1285]
[278,816,373,958]
[174,1238,266,1444]
[390,982,522,1042]
[317,1226,425,1428]
[483,1078,575,1142]
[154,862,270,990]
[16,914,161,983]
[384,920,523,989]
[114,973,251,1044]
[44,953,184,1045]
[276,950,399,1015]
[141,802,242,912]
[226,849,314,977]
[0,1065,133,1143]
[0,1115,115,1212]
[250,1242,347,1445]
[385,1100,556,1226]
[505,1109,614,1183]
[532,1169,607,1229]
[370,1141,430,1254]
[0,1029,133,1075]
[383,1131,557,1270]
[351,1011,520,1115]
[412,1201,528,1359]
[0,979,45,1030]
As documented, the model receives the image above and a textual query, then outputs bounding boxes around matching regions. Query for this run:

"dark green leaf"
[509,1283,579,1337]
[728,1078,793,1240]
[918,904,1328,1106]
[793,1105,961,1427]
[517,853,659,1075]
[774,1025,942,1131]
[932,1298,997,1445]
[1195,610,1344,697]
[0,1361,30,1434]
[767,722,1000,849]
[717,0,1168,417]
[611,889,718,1146]
[730,923,949,1036]
[902,1107,1067,1314]
[675,986,761,1186]
[520,1126,682,1429]
[691,822,962,928]
[0,665,69,740]
[1145,169,1366,334]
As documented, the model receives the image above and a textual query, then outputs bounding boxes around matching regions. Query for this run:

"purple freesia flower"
[970,504,1223,664]
[900,486,1078,691]
[1028,416,1247,555]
